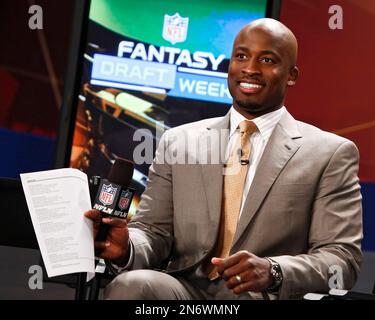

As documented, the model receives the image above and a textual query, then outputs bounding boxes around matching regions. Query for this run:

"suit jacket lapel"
[199,113,230,229]
[232,111,302,248]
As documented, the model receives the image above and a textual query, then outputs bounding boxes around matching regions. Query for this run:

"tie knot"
[238,120,258,134]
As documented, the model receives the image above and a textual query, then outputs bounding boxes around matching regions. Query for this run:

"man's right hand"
[84,209,130,267]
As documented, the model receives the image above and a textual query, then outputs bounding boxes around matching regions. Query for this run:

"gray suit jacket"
[127,110,363,299]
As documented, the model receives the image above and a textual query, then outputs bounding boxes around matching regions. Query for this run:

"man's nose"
[242,58,261,75]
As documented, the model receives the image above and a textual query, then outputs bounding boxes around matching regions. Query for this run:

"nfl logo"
[162,13,189,45]
[99,184,117,206]
[118,190,131,210]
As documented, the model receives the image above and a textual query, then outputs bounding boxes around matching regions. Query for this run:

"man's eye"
[236,53,247,60]
[261,57,274,63]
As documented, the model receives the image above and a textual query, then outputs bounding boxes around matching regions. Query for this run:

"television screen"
[62,0,276,216]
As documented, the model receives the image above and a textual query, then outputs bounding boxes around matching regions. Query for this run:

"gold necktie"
[207,120,258,280]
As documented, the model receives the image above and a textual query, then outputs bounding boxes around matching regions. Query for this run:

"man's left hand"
[212,250,273,294]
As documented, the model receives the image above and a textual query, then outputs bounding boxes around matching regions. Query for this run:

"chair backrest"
[0,177,38,249]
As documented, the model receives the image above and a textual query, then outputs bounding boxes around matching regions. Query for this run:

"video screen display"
[69,0,268,216]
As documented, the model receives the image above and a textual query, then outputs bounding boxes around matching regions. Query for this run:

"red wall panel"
[280,0,375,181]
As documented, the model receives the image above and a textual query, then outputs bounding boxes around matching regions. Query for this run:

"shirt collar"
[229,106,286,141]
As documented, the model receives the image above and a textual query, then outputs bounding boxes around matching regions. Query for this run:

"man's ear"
[287,66,299,86]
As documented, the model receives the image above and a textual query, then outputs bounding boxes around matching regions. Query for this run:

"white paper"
[20,168,95,281]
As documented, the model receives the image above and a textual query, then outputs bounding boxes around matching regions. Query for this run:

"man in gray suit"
[85,18,362,299]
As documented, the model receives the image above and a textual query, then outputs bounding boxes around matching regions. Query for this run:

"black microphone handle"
[96,214,111,242]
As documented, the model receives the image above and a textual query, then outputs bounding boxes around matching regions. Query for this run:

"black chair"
[0,177,38,249]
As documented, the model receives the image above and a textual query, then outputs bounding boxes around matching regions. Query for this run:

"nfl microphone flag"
[94,179,134,219]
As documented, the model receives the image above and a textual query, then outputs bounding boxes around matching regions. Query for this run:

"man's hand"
[211,250,273,294]
[84,209,130,266]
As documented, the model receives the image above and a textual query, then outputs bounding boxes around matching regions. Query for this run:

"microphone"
[93,158,135,242]
[240,149,249,165]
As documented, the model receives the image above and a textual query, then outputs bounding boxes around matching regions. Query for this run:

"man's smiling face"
[228,21,298,118]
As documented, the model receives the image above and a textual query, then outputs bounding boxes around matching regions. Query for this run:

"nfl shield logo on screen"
[162,13,189,44]
[99,184,117,206]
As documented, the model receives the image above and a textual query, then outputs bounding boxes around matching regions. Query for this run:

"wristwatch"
[265,258,283,292]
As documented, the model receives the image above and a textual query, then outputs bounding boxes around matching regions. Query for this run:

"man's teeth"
[240,82,262,89]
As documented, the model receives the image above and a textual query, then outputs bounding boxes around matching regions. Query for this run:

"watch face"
[266,258,283,291]
[270,261,282,284]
